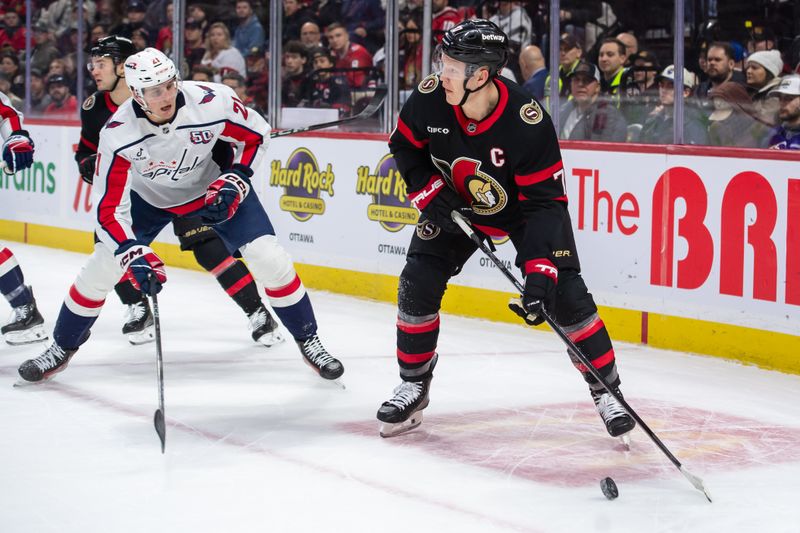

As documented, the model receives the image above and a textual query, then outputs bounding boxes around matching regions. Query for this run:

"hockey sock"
[0,248,32,307]
[192,238,262,316]
[562,313,621,390]
[263,274,317,340]
[396,311,439,380]
[114,277,145,305]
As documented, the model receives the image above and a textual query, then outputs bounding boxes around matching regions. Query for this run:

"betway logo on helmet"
[355,154,417,232]
[482,34,505,42]
[270,148,334,222]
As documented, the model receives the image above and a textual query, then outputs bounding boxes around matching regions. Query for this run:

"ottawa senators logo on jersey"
[416,219,440,240]
[431,156,508,216]
[82,95,96,111]
[418,74,439,94]
[520,100,543,125]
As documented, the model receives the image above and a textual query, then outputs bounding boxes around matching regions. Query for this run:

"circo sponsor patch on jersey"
[82,95,96,111]
[520,100,543,125]
[418,74,439,94]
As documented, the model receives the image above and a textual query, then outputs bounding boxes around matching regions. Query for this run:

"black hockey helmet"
[90,35,136,64]
[440,19,509,77]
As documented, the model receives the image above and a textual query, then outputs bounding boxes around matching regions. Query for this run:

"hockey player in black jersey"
[77,36,282,347]
[377,20,636,440]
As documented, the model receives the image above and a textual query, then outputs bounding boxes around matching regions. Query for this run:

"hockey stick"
[269,86,387,139]
[450,211,712,502]
[149,275,166,454]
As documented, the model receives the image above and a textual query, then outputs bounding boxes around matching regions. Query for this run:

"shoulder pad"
[82,94,96,111]
[519,100,544,125]
[418,74,439,94]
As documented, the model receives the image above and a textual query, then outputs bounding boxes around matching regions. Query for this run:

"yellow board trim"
[3,221,798,375]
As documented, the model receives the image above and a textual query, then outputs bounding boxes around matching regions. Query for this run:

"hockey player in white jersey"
[0,91,48,345]
[18,48,344,383]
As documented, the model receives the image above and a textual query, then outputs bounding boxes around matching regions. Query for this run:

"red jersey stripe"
[575,349,616,373]
[567,316,604,343]
[0,99,22,131]
[79,135,98,151]
[515,161,564,187]
[395,117,428,148]
[0,247,13,264]
[210,256,237,277]
[225,273,254,296]
[164,196,206,216]
[222,121,262,166]
[97,155,132,244]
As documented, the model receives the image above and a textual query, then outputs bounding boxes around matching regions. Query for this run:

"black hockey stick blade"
[269,85,387,139]
[450,210,713,502]
[154,408,166,454]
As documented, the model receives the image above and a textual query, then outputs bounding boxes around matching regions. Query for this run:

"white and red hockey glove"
[408,174,471,233]
[509,258,558,326]
[2,130,34,175]
[201,165,253,224]
[115,240,167,295]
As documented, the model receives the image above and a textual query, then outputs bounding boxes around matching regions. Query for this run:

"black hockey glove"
[408,175,471,233]
[200,164,253,224]
[78,154,97,184]
[2,129,34,175]
[508,258,558,326]
[115,239,167,295]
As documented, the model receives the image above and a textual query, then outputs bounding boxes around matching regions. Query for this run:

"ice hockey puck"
[600,477,618,500]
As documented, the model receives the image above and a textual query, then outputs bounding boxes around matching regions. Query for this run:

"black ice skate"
[377,377,432,438]
[248,306,284,347]
[18,342,77,383]
[297,335,344,380]
[122,300,154,345]
[2,289,48,345]
[593,389,636,444]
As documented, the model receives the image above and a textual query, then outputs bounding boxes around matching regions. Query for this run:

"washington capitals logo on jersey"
[106,120,124,129]
[197,85,216,104]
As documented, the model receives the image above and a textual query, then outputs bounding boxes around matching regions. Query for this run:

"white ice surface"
[1,242,799,533]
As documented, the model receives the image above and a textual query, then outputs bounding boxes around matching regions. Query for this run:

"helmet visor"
[432,45,479,81]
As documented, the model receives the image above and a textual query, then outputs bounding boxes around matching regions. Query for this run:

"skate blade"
[127,326,155,345]
[379,411,424,438]
[619,432,632,450]
[3,326,49,345]
[255,330,285,347]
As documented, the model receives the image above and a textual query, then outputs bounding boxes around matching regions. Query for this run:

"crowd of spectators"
[1,0,799,150]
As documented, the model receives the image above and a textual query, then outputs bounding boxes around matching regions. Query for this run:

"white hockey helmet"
[124,47,179,110]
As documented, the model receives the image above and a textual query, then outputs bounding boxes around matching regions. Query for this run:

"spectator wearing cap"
[233,0,265,58]
[44,74,78,118]
[518,45,547,101]
[697,42,746,99]
[489,0,532,51]
[282,40,311,107]
[431,0,462,43]
[745,50,784,126]
[707,82,771,148]
[765,76,800,149]
[619,50,660,126]
[30,22,61,75]
[544,32,582,107]
[616,32,638,65]
[201,22,246,82]
[558,60,627,141]
[300,21,324,50]
[0,11,26,52]
[283,0,317,44]
[28,69,51,114]
[184,17,206,70]
[308,46,351,113]
[639,65,708,145]
[747,27,777,54]
[326,22,373,89]
[111,0,155,46]
[38,0,97,41]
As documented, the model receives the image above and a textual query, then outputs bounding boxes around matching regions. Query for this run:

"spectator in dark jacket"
[340,0,385,52]
[640,65,708,145]
[233,0,265,57]
[559,61,627,142]
[519,44,547,100]
[283,0,317,43]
